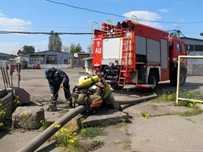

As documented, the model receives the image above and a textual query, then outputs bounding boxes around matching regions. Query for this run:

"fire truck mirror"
[186,45,190,54]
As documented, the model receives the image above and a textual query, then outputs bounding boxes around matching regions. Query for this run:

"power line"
[46,0,203,24]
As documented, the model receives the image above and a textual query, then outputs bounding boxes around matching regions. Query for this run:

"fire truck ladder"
[118,36,133,86]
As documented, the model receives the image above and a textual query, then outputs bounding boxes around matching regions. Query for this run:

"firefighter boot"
[66,98,74,108]
[48,100,57,112]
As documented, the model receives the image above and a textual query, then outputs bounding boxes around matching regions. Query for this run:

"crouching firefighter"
[71,75,121,114]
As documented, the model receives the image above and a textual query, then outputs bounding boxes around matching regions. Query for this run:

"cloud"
[158,9,170,13]
[0,14,31,31]
[0,13,5,17]
[0,41,21,54]
[123,10,162,28]
[28,40,48,51]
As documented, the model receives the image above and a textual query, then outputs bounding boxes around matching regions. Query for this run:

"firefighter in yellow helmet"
[72,75,103,113]
[72,75,121,113]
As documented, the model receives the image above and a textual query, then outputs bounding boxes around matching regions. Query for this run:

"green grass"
[80,126,108,139]
[88,140,104,148]
[177,106,203,116]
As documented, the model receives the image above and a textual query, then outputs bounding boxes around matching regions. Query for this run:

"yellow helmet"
[78,75,88,84]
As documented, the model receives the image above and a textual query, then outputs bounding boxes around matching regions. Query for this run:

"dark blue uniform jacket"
[46,68,69,94]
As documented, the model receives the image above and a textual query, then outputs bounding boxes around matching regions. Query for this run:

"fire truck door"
[160,39,169,81]
[102,37,123,65]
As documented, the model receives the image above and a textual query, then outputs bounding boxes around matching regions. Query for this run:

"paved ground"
[1,68,203,152]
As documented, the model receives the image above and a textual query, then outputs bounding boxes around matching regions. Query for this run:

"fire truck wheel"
[179,70,186,86]
[170,69,186,86]
[148,71,158,89]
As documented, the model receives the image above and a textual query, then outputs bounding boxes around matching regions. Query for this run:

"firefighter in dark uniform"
[45,67,72,111]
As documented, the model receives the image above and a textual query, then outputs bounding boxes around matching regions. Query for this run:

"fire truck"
[92,19,187,89]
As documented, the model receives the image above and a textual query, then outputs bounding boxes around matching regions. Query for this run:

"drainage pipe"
[115,94,158,105]
[17,105,86,152]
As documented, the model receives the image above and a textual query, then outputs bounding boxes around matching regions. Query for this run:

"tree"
[48,30,62,52]
[22,45,35,54]
[62,46,69,53]
[69,43,83,54]
[87,45,92,54]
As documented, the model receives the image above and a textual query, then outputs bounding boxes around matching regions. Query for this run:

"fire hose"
[17,93,157,152]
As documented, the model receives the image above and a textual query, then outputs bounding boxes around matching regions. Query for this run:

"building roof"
[0,52,10,56]
[30,50,72,55]
[11,50,23,55]
[180,37,203,42]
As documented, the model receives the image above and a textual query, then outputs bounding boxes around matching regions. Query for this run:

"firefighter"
[72,75,121,113]
[45,67,72,111]
[72,76,103,113]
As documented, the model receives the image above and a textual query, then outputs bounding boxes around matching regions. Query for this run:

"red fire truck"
[92,19,187,89]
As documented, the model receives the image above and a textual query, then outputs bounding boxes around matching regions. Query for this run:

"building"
[180,37,203,55]
[181,37,203,65]
[22,51,73,68]
[0,52,10,68]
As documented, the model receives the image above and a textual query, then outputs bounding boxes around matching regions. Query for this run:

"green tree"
[48,30,62,52]
[22,45,35,54]
[69,43,83,54]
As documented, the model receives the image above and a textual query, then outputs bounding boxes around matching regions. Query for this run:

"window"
[182,44,185,52]
[176,42,180,52]
[195,45,203,51]
[186,45,194,52]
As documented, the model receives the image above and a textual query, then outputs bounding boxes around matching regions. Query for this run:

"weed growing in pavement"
[53,118,106,152]
[121,119,130,135]
[21,112,30,129]
[112,140,122,145]
[177,105,203,116]
[122,139,131,149]
[152,89,203,116]
[54,119,80,151]
[140,111,150,119]
[112,139,132,150]
[80,126,107,139]
[88,140,104,148]
[13,95,21,112]
[40,118,50,131]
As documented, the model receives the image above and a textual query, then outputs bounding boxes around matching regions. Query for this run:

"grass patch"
[80,126,108,139]
[177,106,203,116]
[40,118,50,131]
[122,139,131,149]
[140,111,150,119]
[88,140,104,148]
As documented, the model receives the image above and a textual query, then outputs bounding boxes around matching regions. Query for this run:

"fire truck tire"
[148,71,158,89]
[179,70,186,86]
[170,69,186,86]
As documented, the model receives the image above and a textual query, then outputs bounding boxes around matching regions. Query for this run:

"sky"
[0,0,203,54]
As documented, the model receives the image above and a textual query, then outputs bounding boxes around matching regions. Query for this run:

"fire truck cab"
[92,19,187,89]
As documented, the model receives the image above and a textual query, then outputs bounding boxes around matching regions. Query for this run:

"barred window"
[195,45,203,51]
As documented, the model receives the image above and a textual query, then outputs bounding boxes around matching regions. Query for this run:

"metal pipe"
[17,105,86,152]
[116,94,158,105]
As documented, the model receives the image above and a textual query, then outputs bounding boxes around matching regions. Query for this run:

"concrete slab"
[76,108,129,128]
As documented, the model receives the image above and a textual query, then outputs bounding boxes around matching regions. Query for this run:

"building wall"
[181,37,203,65]
[29,51,73,65]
